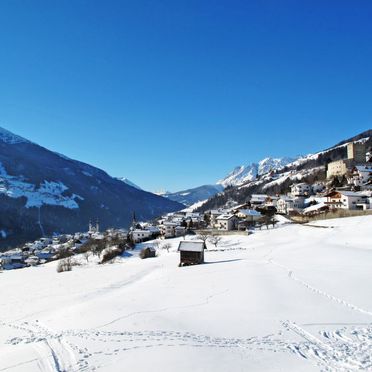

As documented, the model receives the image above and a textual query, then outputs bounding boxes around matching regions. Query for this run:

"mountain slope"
[198,130,372,212]
[217,157,297,187]
[116,177,142,190]
[162,184,224,206]
[0,127,183,249]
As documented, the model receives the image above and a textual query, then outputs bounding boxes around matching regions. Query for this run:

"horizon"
[1,1,372,191]
[1,124,370,193]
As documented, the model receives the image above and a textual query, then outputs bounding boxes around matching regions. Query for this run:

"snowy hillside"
[162,184,223,206]
[218,157,297,187]
[1,215,372,371]
[0,127,31,145]
[0,126,182,248]
[116,177,142,190]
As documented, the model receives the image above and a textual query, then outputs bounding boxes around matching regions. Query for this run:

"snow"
[116,177,142,190]
[0,162,83,209]
[218,157,297,187]
[1,215,372,371]
[181,199,208,212]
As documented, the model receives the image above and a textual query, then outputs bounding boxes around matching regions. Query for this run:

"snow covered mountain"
[162,184,224,206]
[0,127,183,249]
[199,130,372,212]
[217,157,297,187]
[116,177,142,190]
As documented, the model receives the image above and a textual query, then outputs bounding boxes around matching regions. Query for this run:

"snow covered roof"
[303,202,328,214]
[132,229,151,234]
[340,191,367,197]
[355,165,372,172]
[178,241,205,252]
[237,209,262,216]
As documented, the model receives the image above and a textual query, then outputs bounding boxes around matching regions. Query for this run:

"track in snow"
[2,320,372,371]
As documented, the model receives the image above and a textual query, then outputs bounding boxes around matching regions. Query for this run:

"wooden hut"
[178,241,205,267]
[140,247,156,259]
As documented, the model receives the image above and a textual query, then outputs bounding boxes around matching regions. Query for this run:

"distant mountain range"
[0,127,183,249]
[161,184,224,206]
[217,157,298,187]
[197,130,372,212]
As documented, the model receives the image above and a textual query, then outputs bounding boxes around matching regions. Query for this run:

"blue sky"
[0,1,371,191]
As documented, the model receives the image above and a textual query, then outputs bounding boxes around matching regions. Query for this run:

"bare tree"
[162,242,171,252]
[209,235,222,247]
[84,250,91,263]
[197,233,210,247]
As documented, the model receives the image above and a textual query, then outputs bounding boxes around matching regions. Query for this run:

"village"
[1,142,371,271]
[131,141,372,241]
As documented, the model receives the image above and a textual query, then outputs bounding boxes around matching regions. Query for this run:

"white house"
[160,222,178,238]
[250,194,268,205]
[175,226,186,237]
[348,165,372,187]
[216,214,238,231]
[277,196,306,214]
[325,191,370,210]
[131,229,152,243]
[235,209,262,222]
[210,209,228,228]
[290,183,311,197]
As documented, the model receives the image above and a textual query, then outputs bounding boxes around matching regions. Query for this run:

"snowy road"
[0,216,371,371]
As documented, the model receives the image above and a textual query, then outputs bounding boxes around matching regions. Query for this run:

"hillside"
[0,127,183,249]
[197,131,372,211]
[0,215,371,371]
[217,157,297,187]
[162,184,223,206]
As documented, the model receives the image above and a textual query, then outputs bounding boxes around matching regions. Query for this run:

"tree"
[209,235,222,247]
[84,251,91,263]
[197,233,210,246]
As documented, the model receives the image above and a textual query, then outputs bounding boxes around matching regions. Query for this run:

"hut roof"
[178,241,205,253]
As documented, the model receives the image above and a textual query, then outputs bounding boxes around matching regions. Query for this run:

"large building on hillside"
[326,142,367,179]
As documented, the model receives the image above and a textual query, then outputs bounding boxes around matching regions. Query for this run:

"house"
[277,196,306,214]
[216,214,238,231]
[290,183,311,197]
[250,194,268,205]
[264,195,279,207]
[325,191,369,210]
[131,229,152,243]
[311,182,325,194]
[175,226,186,237]
[302,202,329,215]
[209,209,228,228]
[348,165,372,187]
[160,222,178,238]
[178,241,206,266]
[235,209,262,223]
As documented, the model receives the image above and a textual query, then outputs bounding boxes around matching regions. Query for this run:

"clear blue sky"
[0,1,371,191]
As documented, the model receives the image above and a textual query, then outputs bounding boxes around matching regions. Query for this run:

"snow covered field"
[0,216,371,371]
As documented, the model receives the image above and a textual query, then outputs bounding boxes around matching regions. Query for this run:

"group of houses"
[128,211,205,243]
[0,222,128,271]
[0,233,89,271]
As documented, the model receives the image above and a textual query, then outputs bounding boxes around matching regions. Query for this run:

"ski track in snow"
[269,259,372,318]
[1,318,372,371]
[263,254,372,371]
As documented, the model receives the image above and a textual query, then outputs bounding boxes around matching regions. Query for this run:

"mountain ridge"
[0,127,183,249]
